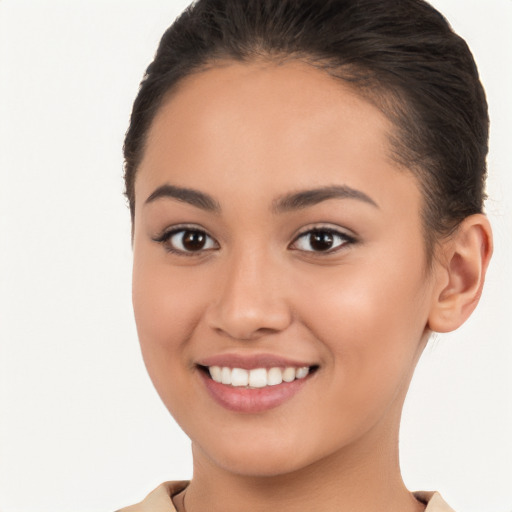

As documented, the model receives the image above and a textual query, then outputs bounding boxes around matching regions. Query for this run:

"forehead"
[136,60,420,214]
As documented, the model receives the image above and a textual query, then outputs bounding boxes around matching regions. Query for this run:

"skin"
[131,61,491,512]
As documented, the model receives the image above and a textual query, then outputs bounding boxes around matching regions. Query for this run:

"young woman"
[118,0,492,510]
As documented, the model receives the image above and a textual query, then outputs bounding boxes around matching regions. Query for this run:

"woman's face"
[132,61,440,476]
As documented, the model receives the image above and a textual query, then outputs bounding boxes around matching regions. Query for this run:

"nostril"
[213,326,281,342]
[207,299,294,341]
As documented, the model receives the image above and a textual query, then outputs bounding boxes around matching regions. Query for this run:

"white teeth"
[249,368,267,388]
[267,367,283,386]
[207,365,312,388]
[231,368,249,387]
[221,366,232,385]
[282,367,296,382]
[209,366,222,383]
[296,366,309,379]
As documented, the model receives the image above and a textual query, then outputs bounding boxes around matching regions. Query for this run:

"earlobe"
[427,214,493,333]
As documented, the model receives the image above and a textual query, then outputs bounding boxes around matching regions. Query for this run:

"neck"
[182,418,424,512]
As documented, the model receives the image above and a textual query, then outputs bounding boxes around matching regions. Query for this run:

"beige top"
[117,481,456,512]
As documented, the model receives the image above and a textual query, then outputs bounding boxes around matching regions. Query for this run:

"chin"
[192,430,333,478]
[210,449,308,477]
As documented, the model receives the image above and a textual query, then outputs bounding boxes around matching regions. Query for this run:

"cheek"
[131,258,217,430]
[293,287,427,455]
[131,251,208,385]
[294,255,430,403]
[298,257,428,339]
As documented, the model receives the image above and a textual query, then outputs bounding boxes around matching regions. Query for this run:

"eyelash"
[152,225,219,256]
[289,226,356,254]
[153,225,356,256]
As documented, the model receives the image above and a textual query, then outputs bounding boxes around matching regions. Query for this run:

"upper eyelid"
[152,223,214,241]
[291,224,356,241]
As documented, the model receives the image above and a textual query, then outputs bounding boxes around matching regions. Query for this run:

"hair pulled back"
[124,0,488,249]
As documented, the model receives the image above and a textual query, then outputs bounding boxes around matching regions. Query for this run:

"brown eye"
[158,228,218,254]
[291,228,354,253]
[309,231,334,251]
[182,230,207,251]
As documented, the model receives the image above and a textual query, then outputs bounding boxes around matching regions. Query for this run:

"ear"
[428,214,493,333]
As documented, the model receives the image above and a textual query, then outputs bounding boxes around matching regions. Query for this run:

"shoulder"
[115,481,188,512]
[414,491,456,512]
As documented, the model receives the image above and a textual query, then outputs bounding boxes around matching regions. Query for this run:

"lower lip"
[200,371,311,413]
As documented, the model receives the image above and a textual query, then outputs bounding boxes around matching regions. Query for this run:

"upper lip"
[197,353,316,370]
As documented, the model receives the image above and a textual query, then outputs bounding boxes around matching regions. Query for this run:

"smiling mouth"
[199,365,319,389]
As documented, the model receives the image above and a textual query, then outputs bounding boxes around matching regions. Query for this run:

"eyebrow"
[144,183,378,214]
[144,184,221,212]
[272,185,379,212]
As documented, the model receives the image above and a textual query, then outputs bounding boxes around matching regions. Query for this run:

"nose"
[206,249,293,341]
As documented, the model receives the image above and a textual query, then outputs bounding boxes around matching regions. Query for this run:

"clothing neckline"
[118,481,455,512]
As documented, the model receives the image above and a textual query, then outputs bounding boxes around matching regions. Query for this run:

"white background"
[0,1,510,511]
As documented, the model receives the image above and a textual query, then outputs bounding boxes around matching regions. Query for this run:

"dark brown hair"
[123,0,488,250]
